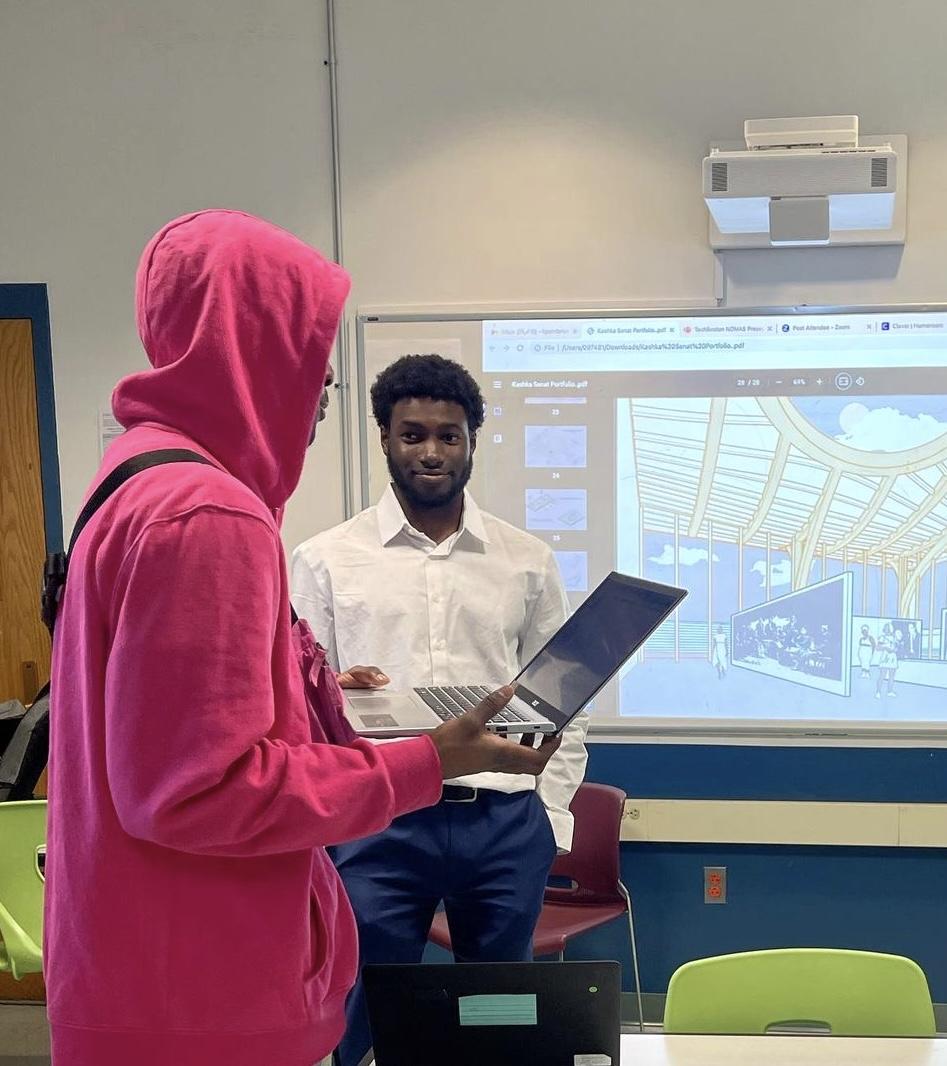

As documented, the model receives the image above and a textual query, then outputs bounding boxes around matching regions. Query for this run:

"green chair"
[664,947,935,1037]
[0,800,46,979]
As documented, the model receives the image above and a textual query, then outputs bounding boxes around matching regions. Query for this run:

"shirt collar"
[376,483,491,547]
[460,493,490,545]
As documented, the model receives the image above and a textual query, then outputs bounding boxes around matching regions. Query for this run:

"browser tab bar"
[483,311,947,372]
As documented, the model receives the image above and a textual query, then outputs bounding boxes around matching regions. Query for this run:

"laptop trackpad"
[356,712,400,729]
[347,693,433,729]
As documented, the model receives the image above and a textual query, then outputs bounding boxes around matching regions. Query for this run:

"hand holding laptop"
[341,573,688,740]
[428,685,561,780]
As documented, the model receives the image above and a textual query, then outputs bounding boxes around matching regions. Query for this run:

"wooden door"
[0,319,50,705]
[0,318,50,1001]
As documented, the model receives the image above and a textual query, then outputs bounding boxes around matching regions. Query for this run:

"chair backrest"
[0,800,47,979]
[0,700,27,762]
[664,948,936,1037]
[544,782,626,906]
[0,691,49,802]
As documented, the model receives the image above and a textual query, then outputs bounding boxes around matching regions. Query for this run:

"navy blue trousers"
[333,790,556,1066]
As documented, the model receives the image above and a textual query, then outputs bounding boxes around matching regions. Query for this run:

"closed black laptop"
[364,960,621,1066]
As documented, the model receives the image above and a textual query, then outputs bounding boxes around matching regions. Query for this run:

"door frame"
[0,284,62,553]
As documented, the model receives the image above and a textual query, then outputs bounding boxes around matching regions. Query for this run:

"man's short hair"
[370,354,485,433]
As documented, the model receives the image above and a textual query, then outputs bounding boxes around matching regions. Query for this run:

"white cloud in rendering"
[751,559,792,587]
[836,404,947,451]
[838,402,869,435]
[649,544,720,567]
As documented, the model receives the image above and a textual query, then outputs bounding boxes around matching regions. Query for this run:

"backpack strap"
[41,449,214,635]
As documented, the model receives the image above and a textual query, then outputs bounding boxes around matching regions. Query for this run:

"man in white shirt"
[292,354,589,1066]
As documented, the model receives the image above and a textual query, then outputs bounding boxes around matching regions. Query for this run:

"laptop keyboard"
[414,686,531,725]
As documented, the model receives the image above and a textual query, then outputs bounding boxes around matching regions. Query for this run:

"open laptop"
[343,571,687,738]
[364,960,620,1066]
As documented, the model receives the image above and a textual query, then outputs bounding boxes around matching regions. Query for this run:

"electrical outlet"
[704,866,727,904]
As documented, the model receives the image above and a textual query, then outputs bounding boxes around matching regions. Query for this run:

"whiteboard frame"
[354,301,947,744]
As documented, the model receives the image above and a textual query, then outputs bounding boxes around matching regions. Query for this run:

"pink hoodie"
[44,210,443,1066]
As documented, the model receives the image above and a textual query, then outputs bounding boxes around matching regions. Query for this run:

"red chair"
[428,782,644,1029]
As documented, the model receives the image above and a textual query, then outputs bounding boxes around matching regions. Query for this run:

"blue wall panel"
[587,742,947,803]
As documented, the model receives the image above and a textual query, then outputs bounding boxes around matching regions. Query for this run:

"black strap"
[42,449,214,636]
[67,449,214,556]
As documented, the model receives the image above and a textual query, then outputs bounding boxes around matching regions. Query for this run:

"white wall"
[334,0,947,311]
[0,1,345,553]
[5,0,947,548]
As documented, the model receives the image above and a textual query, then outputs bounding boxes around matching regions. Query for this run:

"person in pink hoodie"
[43,210,560,1066]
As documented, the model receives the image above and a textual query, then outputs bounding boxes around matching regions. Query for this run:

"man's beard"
[387,453,474,510]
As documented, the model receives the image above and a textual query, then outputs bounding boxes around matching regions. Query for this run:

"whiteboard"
[355,303,947,740]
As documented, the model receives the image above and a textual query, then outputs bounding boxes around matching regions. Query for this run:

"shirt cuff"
[545,807,575,854]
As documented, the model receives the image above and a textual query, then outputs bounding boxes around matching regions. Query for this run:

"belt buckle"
[444,786,478,803]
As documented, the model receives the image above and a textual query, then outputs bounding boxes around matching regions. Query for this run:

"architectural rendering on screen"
[617,387,947,722]
[474,311,947,724]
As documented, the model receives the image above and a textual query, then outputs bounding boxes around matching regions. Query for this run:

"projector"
[702,116,907,248]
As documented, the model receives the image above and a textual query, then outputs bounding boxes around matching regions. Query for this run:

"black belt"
[442,785,479,803]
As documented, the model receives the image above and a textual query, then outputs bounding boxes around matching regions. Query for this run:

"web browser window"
[360,308,947,733]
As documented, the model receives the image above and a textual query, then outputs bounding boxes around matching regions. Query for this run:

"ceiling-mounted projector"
[702,116,907,249]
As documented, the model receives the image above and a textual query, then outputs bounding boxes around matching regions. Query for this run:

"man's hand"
[429,685,561,780]
[337,665,390,689]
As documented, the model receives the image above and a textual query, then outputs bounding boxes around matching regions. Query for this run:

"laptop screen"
[515,572,686,727]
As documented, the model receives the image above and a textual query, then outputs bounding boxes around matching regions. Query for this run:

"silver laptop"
[343,572,687,738]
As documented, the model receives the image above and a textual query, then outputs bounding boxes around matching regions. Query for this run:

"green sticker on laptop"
[458,994,538,1027]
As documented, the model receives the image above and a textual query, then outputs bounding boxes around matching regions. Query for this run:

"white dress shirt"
[291,485,589,851]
